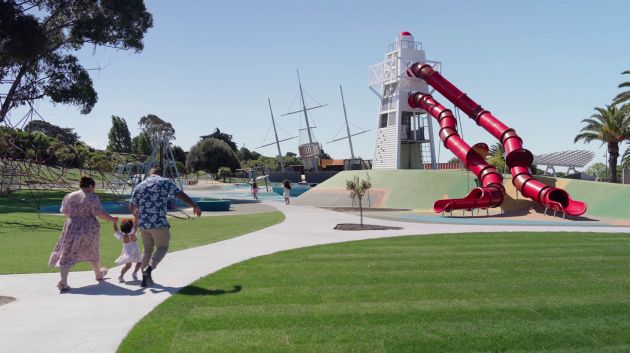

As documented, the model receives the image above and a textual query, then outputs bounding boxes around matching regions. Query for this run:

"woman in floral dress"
[49,177,118,291]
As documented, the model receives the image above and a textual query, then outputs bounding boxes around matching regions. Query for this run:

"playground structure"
[407,62,587,217]
[110,135,183,195]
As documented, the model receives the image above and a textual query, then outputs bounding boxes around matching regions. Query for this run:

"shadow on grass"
[177,285,242,296]
[0,220,60,231]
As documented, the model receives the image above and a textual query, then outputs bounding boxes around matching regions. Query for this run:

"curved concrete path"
[1,201,629,353]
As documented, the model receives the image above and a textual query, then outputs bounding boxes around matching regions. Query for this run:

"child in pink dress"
[113,218,142,283]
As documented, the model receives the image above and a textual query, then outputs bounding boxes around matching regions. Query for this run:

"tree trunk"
[359,197,363,227]
[159,143,164,171]
[0,65,29,122]
[609,143,619,183]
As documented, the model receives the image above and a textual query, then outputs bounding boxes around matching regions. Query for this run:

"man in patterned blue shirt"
[130,167,201,287]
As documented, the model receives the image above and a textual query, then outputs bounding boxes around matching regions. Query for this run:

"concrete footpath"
[1,201,629,353]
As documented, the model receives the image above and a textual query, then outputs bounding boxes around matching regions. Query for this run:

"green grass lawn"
[119,232,630,353]
[0,191,284,274]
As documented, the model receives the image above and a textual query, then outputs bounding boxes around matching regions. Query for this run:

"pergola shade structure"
[533,150,595,176]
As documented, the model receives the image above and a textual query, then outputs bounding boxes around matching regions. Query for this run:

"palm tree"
[614,70,630,106]
[487,142,506,174]
[574,105,630,183]
[345,174,372,227]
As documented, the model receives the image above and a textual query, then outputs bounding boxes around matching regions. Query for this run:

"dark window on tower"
[379,113,388,128]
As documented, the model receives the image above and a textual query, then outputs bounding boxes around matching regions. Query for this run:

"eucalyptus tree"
[0,0,153,122]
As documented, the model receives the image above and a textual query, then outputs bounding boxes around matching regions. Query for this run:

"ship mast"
[281,69,327,172]
[268,98,285,172]
[340,85,355,159]
[327,84,370,159]
[256,98,297,172]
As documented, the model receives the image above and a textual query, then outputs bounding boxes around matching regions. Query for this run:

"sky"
[8,0,630,169]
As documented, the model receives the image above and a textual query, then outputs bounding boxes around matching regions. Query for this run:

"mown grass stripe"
[118,231,630,353]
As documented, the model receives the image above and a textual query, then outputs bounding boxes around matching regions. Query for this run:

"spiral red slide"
[408,63,587,216]
[408,93,504,213]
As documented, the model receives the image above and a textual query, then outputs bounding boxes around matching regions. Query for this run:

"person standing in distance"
[129,167,202,287]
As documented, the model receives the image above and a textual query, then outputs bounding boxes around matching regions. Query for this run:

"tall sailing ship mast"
[327,84,370,160]
[281,69,326,171]
[256,98,297,172]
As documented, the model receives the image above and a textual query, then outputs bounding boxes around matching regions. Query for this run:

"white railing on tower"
[387,40,422,52]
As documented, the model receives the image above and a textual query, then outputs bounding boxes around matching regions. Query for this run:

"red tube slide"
[408,93,504,213]
[409,63,586,216]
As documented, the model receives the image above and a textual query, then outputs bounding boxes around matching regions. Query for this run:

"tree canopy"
[186,138,240,174]
[487,142,506,174]
[0,0,153,122]
[574,105,630,183]
[201,128,238,152]
[318,148,332,160]
[107,116,132,153]
[585,162,608,180]
[614,70,630,106]
[23,119,79,145]
[171,145,186,164]
[237,146,254,161]
[131,132,152,156]
[138,114,175,141]
[447,156,460,164]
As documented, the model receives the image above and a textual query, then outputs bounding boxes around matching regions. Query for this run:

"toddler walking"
[113,218,142,283]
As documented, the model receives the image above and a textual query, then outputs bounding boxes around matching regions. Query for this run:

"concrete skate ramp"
[294,170,630,220]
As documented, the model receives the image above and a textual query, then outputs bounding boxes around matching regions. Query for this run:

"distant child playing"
[113,218,142,282]
[251,181,259,200]
[283,180,291,205]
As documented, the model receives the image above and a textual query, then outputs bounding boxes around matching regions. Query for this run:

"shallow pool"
[39,201,133,215]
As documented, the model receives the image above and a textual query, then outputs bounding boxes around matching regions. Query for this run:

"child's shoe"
[132,272,138,281]
[118,276,124,283]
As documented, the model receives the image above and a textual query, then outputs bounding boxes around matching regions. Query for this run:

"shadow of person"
[175,285,242,296]
[63,280,243,297]
[63,280,145,296]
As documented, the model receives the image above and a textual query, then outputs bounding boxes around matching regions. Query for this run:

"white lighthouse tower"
[369,32,437,169]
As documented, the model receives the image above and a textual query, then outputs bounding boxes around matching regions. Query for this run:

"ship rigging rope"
[350,121,369,131]
[278,125,293,138]
[286,91,301,114]
[330,125,345,140]
[303,88,323,107]
[259,125,272,148]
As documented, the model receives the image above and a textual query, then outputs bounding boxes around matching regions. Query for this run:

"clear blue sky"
[19,0,630,168]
